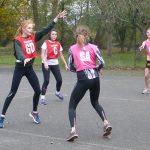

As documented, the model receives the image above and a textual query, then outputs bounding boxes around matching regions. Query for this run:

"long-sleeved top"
[14,21,56,67]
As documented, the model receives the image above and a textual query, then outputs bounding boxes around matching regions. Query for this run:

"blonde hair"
[15,19,35,37]
[75,25,90,47]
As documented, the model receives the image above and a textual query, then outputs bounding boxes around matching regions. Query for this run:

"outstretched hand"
[54,10,67,22]
[57,10,67,19]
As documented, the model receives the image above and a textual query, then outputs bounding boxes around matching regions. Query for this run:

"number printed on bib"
[80,51,91,61]
[53,46,58,55]
[25,42,35,54]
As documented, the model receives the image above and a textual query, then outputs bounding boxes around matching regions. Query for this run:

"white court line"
[0,129,133,150]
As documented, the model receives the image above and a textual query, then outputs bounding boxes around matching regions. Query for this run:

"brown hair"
[14,19,35,37]
[75,25,90,47]
[48,29,58,40]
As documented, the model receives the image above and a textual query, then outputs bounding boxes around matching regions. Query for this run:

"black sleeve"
[35,21,55,42]
[96,48,105,71]
[14,40,26,61]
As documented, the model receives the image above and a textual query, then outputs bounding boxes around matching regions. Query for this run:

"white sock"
[41,95,45,99]
[104,120,109,126]
[55,91,60,94]
[33,111,38,114]
[71,127,76,133]
[1,114,5,118]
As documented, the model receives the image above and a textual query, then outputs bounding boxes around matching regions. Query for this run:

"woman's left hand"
[99,69,103,76]
[65,65,69,71]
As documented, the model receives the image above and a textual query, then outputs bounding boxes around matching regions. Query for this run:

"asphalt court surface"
[0,67,150,150]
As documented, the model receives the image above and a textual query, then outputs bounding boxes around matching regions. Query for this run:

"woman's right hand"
[24,58,32,66]
[139,42,145,51]
[139,45,144,51]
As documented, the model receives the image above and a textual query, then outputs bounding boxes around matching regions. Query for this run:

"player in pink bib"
[67,25,112,141]
[139,28,150,94]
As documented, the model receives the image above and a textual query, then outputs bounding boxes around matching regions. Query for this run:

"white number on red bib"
[53,46,58,55]
[25,43,35,54]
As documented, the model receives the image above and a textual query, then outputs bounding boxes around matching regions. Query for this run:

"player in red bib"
[40,30,68,105]
[0,11,67,128]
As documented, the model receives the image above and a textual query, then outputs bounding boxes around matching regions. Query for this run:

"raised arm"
[35,10,67,41]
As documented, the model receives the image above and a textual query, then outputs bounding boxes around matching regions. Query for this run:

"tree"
[30,0,40,30]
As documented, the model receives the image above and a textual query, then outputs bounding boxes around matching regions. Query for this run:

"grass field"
[0,46,146,70]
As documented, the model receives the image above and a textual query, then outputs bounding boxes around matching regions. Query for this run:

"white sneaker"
[67,131,78,141]
[55,92,64,100]
[142,89,150,94]
[39,99,47,105]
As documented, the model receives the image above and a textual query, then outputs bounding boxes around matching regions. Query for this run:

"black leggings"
[41,63,62,95]
[68,77,107,127]
[2,65,41,115]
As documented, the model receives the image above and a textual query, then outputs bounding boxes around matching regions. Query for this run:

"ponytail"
[75,25,90,47]
[76,34,86,47]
